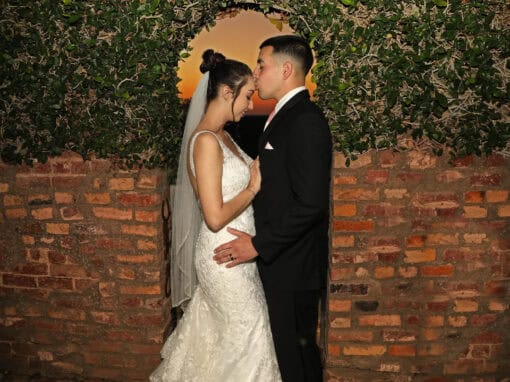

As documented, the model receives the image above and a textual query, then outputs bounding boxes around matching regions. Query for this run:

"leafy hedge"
[1,0,509,172]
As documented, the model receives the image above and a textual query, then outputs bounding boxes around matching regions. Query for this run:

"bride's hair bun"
[200,49,226,74]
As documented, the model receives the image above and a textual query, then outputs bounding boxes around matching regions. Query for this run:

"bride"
[150,50,281,381]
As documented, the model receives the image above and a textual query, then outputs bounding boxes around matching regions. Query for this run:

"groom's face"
[254,46,282,101]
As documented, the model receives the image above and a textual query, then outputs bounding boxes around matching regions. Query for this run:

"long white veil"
[170,72,209,308]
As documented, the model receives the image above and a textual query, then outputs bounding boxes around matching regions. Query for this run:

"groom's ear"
[282,61,293,80]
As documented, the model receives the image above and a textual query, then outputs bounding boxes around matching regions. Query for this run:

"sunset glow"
[177,10,315,115]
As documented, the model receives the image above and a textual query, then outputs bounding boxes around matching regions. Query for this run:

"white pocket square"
[264,142,274,150]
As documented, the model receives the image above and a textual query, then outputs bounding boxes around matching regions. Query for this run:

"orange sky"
[177,10,315,115]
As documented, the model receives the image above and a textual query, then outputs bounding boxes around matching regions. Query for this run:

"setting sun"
[177,10,315,115]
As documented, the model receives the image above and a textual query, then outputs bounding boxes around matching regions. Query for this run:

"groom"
[214,35,332,381]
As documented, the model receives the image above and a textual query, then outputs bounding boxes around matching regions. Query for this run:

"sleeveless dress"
[150,131,281,382]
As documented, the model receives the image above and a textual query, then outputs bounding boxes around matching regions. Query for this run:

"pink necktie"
[264,109,275,130]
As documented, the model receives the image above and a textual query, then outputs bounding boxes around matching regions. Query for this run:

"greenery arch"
[1,0,509,172]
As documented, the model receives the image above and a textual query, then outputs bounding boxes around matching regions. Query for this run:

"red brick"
[136,174,159,189]
[421,264,454,277]
[5,208,27,219]
[454,299,478,312]
[13,263,48,275]
[59,207,84,220]
[365,170,388,183]
[96,237,133,250]
[334,203,356,217]
[406,235,425,247]
[54,192,74,204]
[465,191,484,203]
[463,205,487,218]
[359,314,401,326]
[19,234,32,245]
[48,308,86,320]
[52,175,86,188]
[483,153,507,166]
[397,172,424,183]
[408,151,436,169]
[413,192,459,208]
[137,240,157,250]
[471,331,503,344]
[117,267,136,280]
[3,194,23,206]
[333,220,374,232]
[436,170,464,183]
[121,224,157,237]
[498,205,510,217]
[330,267,354,280]
[328,344,341,357]
[451,155,475,167]
[135,210,159,222]
[333,188,379,201]
[30,207,54,220]
[404,248,436,263]
[84,192,111,205]
[119,284,160,295]
[117,192,160,207]
[425,233,459,245]
[448,315,467,327]
[486,190,508,203]
[470,314,498,327]
[124,313,163,327]
[343,345,386,356]
[16,174,51,188]
[388,344,416,356]
[329,299,351,312]
[379,150,401,167]
[50,264,89,278]
[3,274,37,288]
[329,330,374,342]
[382,330,416,342]
[38,276,73,290]
[471,173,502,186]
[106,329,144,342]
[375,266,394,278]
[384,188,409,199]
[91,311,120,325]
[93,207,132,220]
[116,254,155,263]
[333,175,357,185]
[109,178,135,191]
[332,235,355,248]
[485,280,507,296]
[398,266,418,278]
[418,343,447,356]
[46,223,69,235]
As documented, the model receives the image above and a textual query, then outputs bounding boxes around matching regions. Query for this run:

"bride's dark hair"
[200,49,252,110]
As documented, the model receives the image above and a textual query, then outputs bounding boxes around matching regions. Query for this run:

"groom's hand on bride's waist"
[213,227,258,268]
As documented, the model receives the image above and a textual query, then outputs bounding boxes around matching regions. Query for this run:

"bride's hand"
[247,158,261,195]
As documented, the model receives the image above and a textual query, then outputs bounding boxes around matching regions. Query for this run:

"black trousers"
[264,289,323,382]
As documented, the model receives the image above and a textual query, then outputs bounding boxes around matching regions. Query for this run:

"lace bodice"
[189,130,252,201]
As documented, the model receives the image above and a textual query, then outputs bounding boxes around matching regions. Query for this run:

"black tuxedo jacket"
[252,90,332,291]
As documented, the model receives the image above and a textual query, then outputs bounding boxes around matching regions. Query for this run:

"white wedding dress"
[150,131,281,382]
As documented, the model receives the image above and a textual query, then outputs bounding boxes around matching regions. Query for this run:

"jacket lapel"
[258,90,310,151]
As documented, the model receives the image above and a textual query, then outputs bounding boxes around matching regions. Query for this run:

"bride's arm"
[192,133,259,232]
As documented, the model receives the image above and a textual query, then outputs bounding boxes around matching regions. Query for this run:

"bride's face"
[231,76,255,122]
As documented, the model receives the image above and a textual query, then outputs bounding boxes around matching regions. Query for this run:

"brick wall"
[0,152,171,380]
[326,150,509,381]
[0,149,508,381]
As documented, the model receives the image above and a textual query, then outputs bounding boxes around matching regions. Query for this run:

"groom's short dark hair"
[260,35,314,75]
